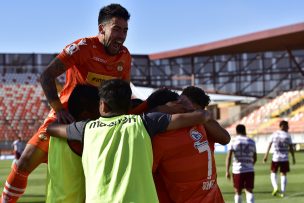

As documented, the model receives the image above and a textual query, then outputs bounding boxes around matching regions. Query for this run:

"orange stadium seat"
[0,73,50,142]
[226,90,304,136]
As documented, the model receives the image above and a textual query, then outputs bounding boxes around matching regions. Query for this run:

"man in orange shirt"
[1,4,131,203]
[150,86,230,203]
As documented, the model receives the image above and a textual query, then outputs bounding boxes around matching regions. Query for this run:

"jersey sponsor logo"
[202,179,215,190]
[91,56,107,64]
[117,64,123,72]
[88,116,137,129]
[194,141,209,153]
[64,39,87,56]
[65,43,79,55]
[78,39,87,46]
[38,133,48,141]
[86,72,117,87]
[190,129,202,141]
[190,129,209,153]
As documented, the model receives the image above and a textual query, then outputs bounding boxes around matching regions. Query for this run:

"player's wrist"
[50,101,64,112]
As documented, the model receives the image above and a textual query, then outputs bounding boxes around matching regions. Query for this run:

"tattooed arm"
[40,58,74,123]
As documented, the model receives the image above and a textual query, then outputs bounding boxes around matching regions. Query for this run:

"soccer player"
[11,136,25,165]
[46,79,212,203]
[1,4,131,202]
[263,120,296,198]
[226,124,257,203]
[151,86,230,203]
[46,84,100,203]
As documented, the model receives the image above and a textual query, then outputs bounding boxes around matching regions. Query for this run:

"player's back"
[153,125,224,203]
[271,130,291,161]
[230,135,256,174]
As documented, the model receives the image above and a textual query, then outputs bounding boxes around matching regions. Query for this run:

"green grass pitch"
[0,153,303,202]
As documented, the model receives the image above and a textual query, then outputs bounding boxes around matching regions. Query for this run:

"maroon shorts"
[233,172,254,191]
[15,151,21,160]
[271,161,290,173]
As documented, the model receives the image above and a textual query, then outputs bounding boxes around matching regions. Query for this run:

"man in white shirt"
[226,124,256,203]
[12,136,25,164]
[263,120,296,198]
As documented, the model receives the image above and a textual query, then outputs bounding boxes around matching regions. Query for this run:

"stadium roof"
[149,22,304,60]
[131,83,256,103]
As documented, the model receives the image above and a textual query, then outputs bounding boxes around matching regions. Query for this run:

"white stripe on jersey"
[228,135,256,174]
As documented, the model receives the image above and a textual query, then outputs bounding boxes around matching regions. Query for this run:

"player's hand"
[226,172,231,180]
[196,109,211,123]
[56,109,75,124]
[176,95,194,112]
[263,157,267,163]
[157,96,194,114]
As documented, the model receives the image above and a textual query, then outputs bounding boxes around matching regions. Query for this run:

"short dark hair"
[130,98,144,109]
[98,4,130,25]
[68,85,100,121]
[279,120,288,127]
[236,124,246,135]
[181,86,210,108]
[147,88,179,110]
[98,79,131,113]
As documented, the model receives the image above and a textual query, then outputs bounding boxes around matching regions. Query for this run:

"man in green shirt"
[47,79,211,203]
[46,85,100,203]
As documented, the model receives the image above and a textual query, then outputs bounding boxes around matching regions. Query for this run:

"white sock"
[234,194,242,203]
[270,172,278,191]
[245,190,254,203]
[281,175,287,193]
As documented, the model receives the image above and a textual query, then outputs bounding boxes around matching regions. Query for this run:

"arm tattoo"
[40,58,67,111]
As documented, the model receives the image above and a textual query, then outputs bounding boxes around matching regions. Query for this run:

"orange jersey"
[54,36,131,116]
[28,36,131,152]
[152,125,224,203]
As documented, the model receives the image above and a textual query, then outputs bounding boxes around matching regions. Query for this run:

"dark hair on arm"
[98,4,130,25]
[130,98,144,109]
[68,85,100,121]
[147,88,179,110]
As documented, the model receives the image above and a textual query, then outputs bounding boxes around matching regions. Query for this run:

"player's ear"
[99,100,110,114]
[98,24,105,35]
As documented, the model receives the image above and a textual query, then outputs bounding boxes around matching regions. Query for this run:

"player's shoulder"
[271,130,281,137]
[119,46,131,57]
[247,137,256,144]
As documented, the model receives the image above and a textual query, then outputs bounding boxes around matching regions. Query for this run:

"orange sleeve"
[56,38,89,70]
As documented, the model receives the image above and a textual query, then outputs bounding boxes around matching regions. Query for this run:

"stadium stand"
[1,23,303,155]
[0,73,50,143]
[226,90,304,136]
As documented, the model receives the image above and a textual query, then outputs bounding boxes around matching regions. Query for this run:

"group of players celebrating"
[1,3,296,203]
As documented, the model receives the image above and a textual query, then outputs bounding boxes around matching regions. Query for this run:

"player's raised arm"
[204,119,230,145]
[166,110,211,131]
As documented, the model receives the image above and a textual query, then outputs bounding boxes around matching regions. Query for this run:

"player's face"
[165,96,194,113]
[100,17,128,55]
